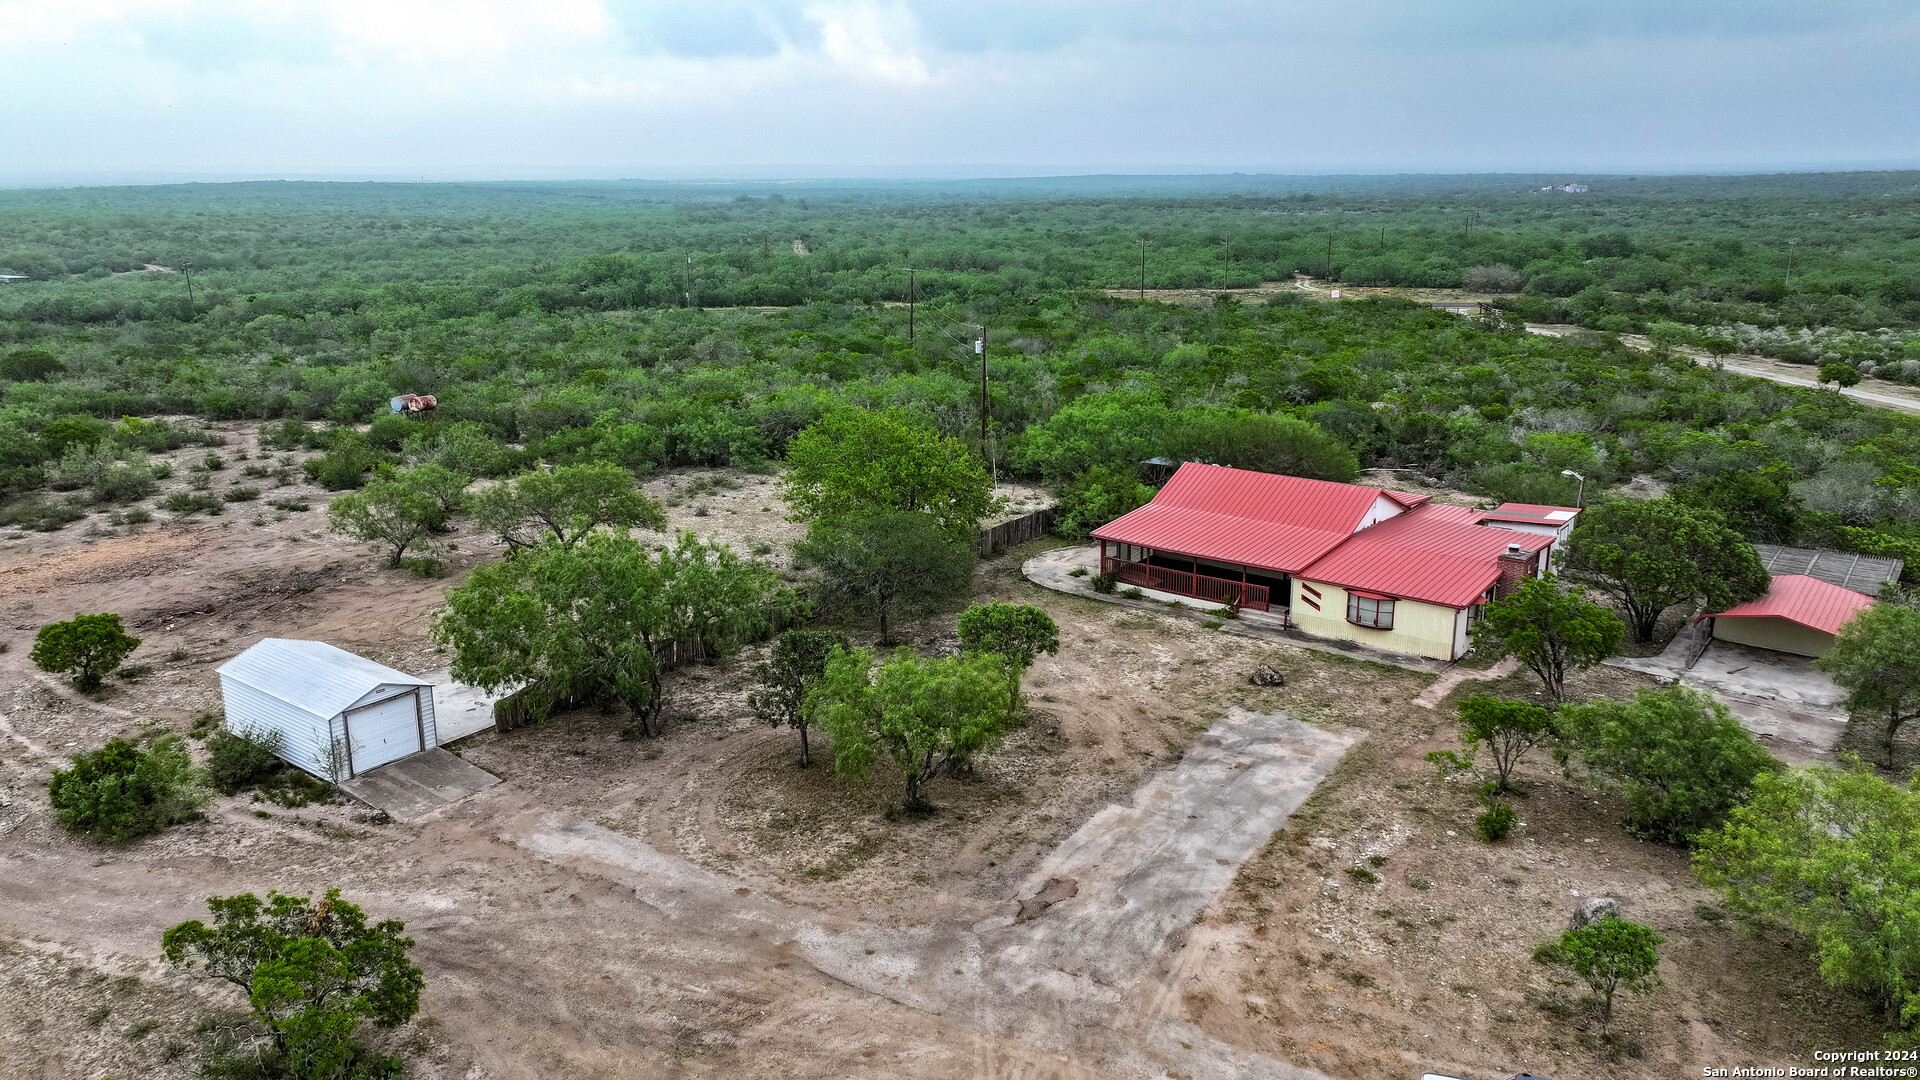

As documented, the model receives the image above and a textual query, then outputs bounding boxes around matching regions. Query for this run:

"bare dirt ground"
[0,421,1880,1080]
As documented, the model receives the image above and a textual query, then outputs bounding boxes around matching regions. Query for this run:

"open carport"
[1701,573,1875,659]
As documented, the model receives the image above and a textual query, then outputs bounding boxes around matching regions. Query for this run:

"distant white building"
[1541,183,1590,193]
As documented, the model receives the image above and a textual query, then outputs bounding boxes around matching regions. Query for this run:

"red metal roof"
[1706,574,1875,636]
[1298,503,1555,607]
[1091,462,1426,573]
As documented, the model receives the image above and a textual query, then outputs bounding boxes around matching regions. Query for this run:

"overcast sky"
[3,0,1916,180]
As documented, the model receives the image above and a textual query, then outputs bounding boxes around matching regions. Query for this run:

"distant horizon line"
[5,160,1920,190]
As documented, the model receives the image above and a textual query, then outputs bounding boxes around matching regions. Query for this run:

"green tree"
[30,612,141,692]
[435,533,779,736]
[748,628,850,766]
[808,646,1015,812]
[326,472,443,568]
[162,890,424,1080]
[1564,498,1771,643]
[1693,758,1920,1045]
[1557,685,1783,844]
[47,735,205,843]
[792,509,976,643]
[1538,914,1664,1037]
[1166,408,1359,482]
[1054,465,1156,539]
[1470,577,1624,702]
[1668,468,1803,545]
[658,531,791,662]
[1818,602,1920,767]
[469,461,666,551]
[1428,695,1555,794]
[956,602,1060,720]
[779,408,995,540]
[399,461,472,523]
[1821,363,1864,388]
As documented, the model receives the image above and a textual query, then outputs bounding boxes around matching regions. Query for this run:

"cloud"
[0,0,1915,174]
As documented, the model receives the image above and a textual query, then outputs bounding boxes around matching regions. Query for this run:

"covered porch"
[1098,540,1290,615]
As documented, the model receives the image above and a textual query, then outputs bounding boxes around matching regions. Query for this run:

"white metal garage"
[217,638,438,780]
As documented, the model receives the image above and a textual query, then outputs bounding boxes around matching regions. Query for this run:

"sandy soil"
[0,421,1880,1080]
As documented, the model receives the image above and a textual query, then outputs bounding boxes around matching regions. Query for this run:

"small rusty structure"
[389,393,437,415]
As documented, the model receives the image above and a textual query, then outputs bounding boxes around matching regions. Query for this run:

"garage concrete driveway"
[339,748,501,822]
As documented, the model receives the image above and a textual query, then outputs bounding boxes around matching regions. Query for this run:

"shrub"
[1558,685,1783,845]
[47,736,205,843]
[161,491,224,516]
[0,497,86,531]
[205,728,282,796]
[31,613,141,691]
[93,463,158,503]
[220,485,260,502]
[1091,571,1119,594]
[1476,800,1517,842]
[1121,586,1145,599]
[1536,914,1663,1036]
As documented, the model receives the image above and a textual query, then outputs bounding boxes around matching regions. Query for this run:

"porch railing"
[1104,558,1273,613]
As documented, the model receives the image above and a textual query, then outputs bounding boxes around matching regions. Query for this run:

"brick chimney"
[1494,543,1534,599]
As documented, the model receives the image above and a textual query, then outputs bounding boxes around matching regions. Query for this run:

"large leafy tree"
[1557,685,1783,845]
[434,532,781,735]
[956,601,1060,720]
[1564,498,1771,642]
[808,646,1014,812]
[469,461,666,551]
[792,509,976,643]
[1694,758,1920,1045]
[778,408,995,540]
[748,628,850,766]
[162,890,424,1079]
[1470,576,1623,702]
[1818,601,1920,767]
[30,612,141,692]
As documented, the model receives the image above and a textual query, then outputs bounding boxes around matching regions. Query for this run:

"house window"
[1347,592,1395,629]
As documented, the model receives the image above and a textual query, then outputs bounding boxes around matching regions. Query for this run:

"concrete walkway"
[1412,656,1519,708]
[339,748,501,823]
[513,706,1352,1080]
[424,668,506,742]
[1024,545,1452,675]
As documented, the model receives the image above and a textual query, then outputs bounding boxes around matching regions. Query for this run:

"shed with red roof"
[1702,574,1874,657]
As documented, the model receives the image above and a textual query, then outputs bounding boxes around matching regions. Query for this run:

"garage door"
[344,690,423,775]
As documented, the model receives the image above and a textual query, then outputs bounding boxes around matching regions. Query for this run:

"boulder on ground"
[1250,664,1286,687]
[1570,896,1619,930]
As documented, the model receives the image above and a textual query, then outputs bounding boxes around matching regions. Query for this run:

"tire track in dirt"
[513,708,1352,1079]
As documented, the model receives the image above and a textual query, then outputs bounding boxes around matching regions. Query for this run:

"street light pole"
[1560,469,1586,508]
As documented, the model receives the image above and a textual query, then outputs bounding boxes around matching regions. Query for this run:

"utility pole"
[976,328,988,452]
[1220,239,1233,285]
[683,255,692,308]
[1325,229,1335,281]
[1786,240,1798,288]
[1139,237,1147,300]
[904,267,917,344]
[181,261,194,305]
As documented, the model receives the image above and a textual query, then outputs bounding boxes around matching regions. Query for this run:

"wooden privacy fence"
[977,507,1056,557]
